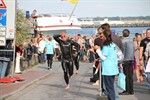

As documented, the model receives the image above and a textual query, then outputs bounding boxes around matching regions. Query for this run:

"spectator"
[94,29,119,100]
[140,28,150,67]
[26,38,33,67]
[134,33,143,82]
[31,9,37,18]
[89,34,96,63]
[111,29,122,49]
[38,35,46,64]
[119,29,134,95]
[6,40,14,61]
[77,34,85,61]
[45,36,55,70]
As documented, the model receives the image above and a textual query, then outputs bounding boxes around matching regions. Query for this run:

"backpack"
[115,44,124,63]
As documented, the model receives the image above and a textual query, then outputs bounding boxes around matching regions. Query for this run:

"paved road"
[5,61,150,100]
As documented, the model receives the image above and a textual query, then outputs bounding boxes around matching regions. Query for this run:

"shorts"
[47,54,54,60]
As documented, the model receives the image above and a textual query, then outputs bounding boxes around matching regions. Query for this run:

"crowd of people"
[1,10,150,99]
[23,24,149,100]
[12,23,150,100]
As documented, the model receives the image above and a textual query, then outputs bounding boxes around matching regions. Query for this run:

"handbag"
[145,58,150,73]
[115,44,124,63]
[118,70,126,91]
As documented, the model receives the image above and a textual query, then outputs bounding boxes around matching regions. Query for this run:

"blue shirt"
[45,41,55,54]
[101,43,119,76]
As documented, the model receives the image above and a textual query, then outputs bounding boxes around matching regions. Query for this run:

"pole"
[12,0,17,77]
[99,64,102,96]
[69,1,78,20]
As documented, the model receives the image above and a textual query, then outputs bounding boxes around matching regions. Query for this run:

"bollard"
[15,52,21,74]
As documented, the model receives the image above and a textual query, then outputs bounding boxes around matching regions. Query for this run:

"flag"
[67,0,78,4]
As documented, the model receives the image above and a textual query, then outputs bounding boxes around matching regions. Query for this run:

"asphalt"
[0,61,150,100]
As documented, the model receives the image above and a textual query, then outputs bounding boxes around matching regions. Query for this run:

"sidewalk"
[0,63,51,100]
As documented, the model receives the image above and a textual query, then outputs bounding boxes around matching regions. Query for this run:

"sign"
[0,9,7,26]
[0,37,6,46]
[0,26,6,46]
[0,0,16,39]
[2,0,16,39]
[0,0,6,8]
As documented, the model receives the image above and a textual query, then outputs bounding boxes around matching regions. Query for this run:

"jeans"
[104,75,115,100]
[38,53,46,63]
[147,73,150,88]
[114,81,120,100]
[123,61,134,94]
[102,76,120,100]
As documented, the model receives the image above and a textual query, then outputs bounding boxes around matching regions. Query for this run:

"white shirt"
[39,40,45,53]
[145,58,150,73]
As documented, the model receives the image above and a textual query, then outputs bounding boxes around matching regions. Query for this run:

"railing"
[20,54,39,71]
[0,54,39,78]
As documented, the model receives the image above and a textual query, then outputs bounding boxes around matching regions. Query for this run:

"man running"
[53,32,80,90]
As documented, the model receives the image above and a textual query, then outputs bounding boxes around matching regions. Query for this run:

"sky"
[17,0,150,17]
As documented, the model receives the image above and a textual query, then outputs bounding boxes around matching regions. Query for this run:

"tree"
[16,7,30,46]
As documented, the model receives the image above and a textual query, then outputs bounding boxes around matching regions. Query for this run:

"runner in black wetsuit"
[53,32,80,90]
[72,45,80,74]
[72,36,80,74]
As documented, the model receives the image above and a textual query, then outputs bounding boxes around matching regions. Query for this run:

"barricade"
[0,53,39,78]
[20,58,29,71]
[20,54,39,71]
[0,57,11,78]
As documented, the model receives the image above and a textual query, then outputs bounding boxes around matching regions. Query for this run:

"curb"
[0,72,52,100]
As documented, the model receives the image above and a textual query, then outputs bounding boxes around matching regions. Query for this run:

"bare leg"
[76,70,78,74]
[92,80,99,86]
[135,66,140,82]
[139,65,144,82]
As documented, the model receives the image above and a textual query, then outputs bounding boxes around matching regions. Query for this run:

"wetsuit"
[53,35,80,85]
[72,45,80,71]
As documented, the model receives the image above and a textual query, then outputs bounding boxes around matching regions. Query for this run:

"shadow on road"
[134,78,150,100]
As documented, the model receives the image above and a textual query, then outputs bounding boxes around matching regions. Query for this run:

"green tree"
[16,7,30,46]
